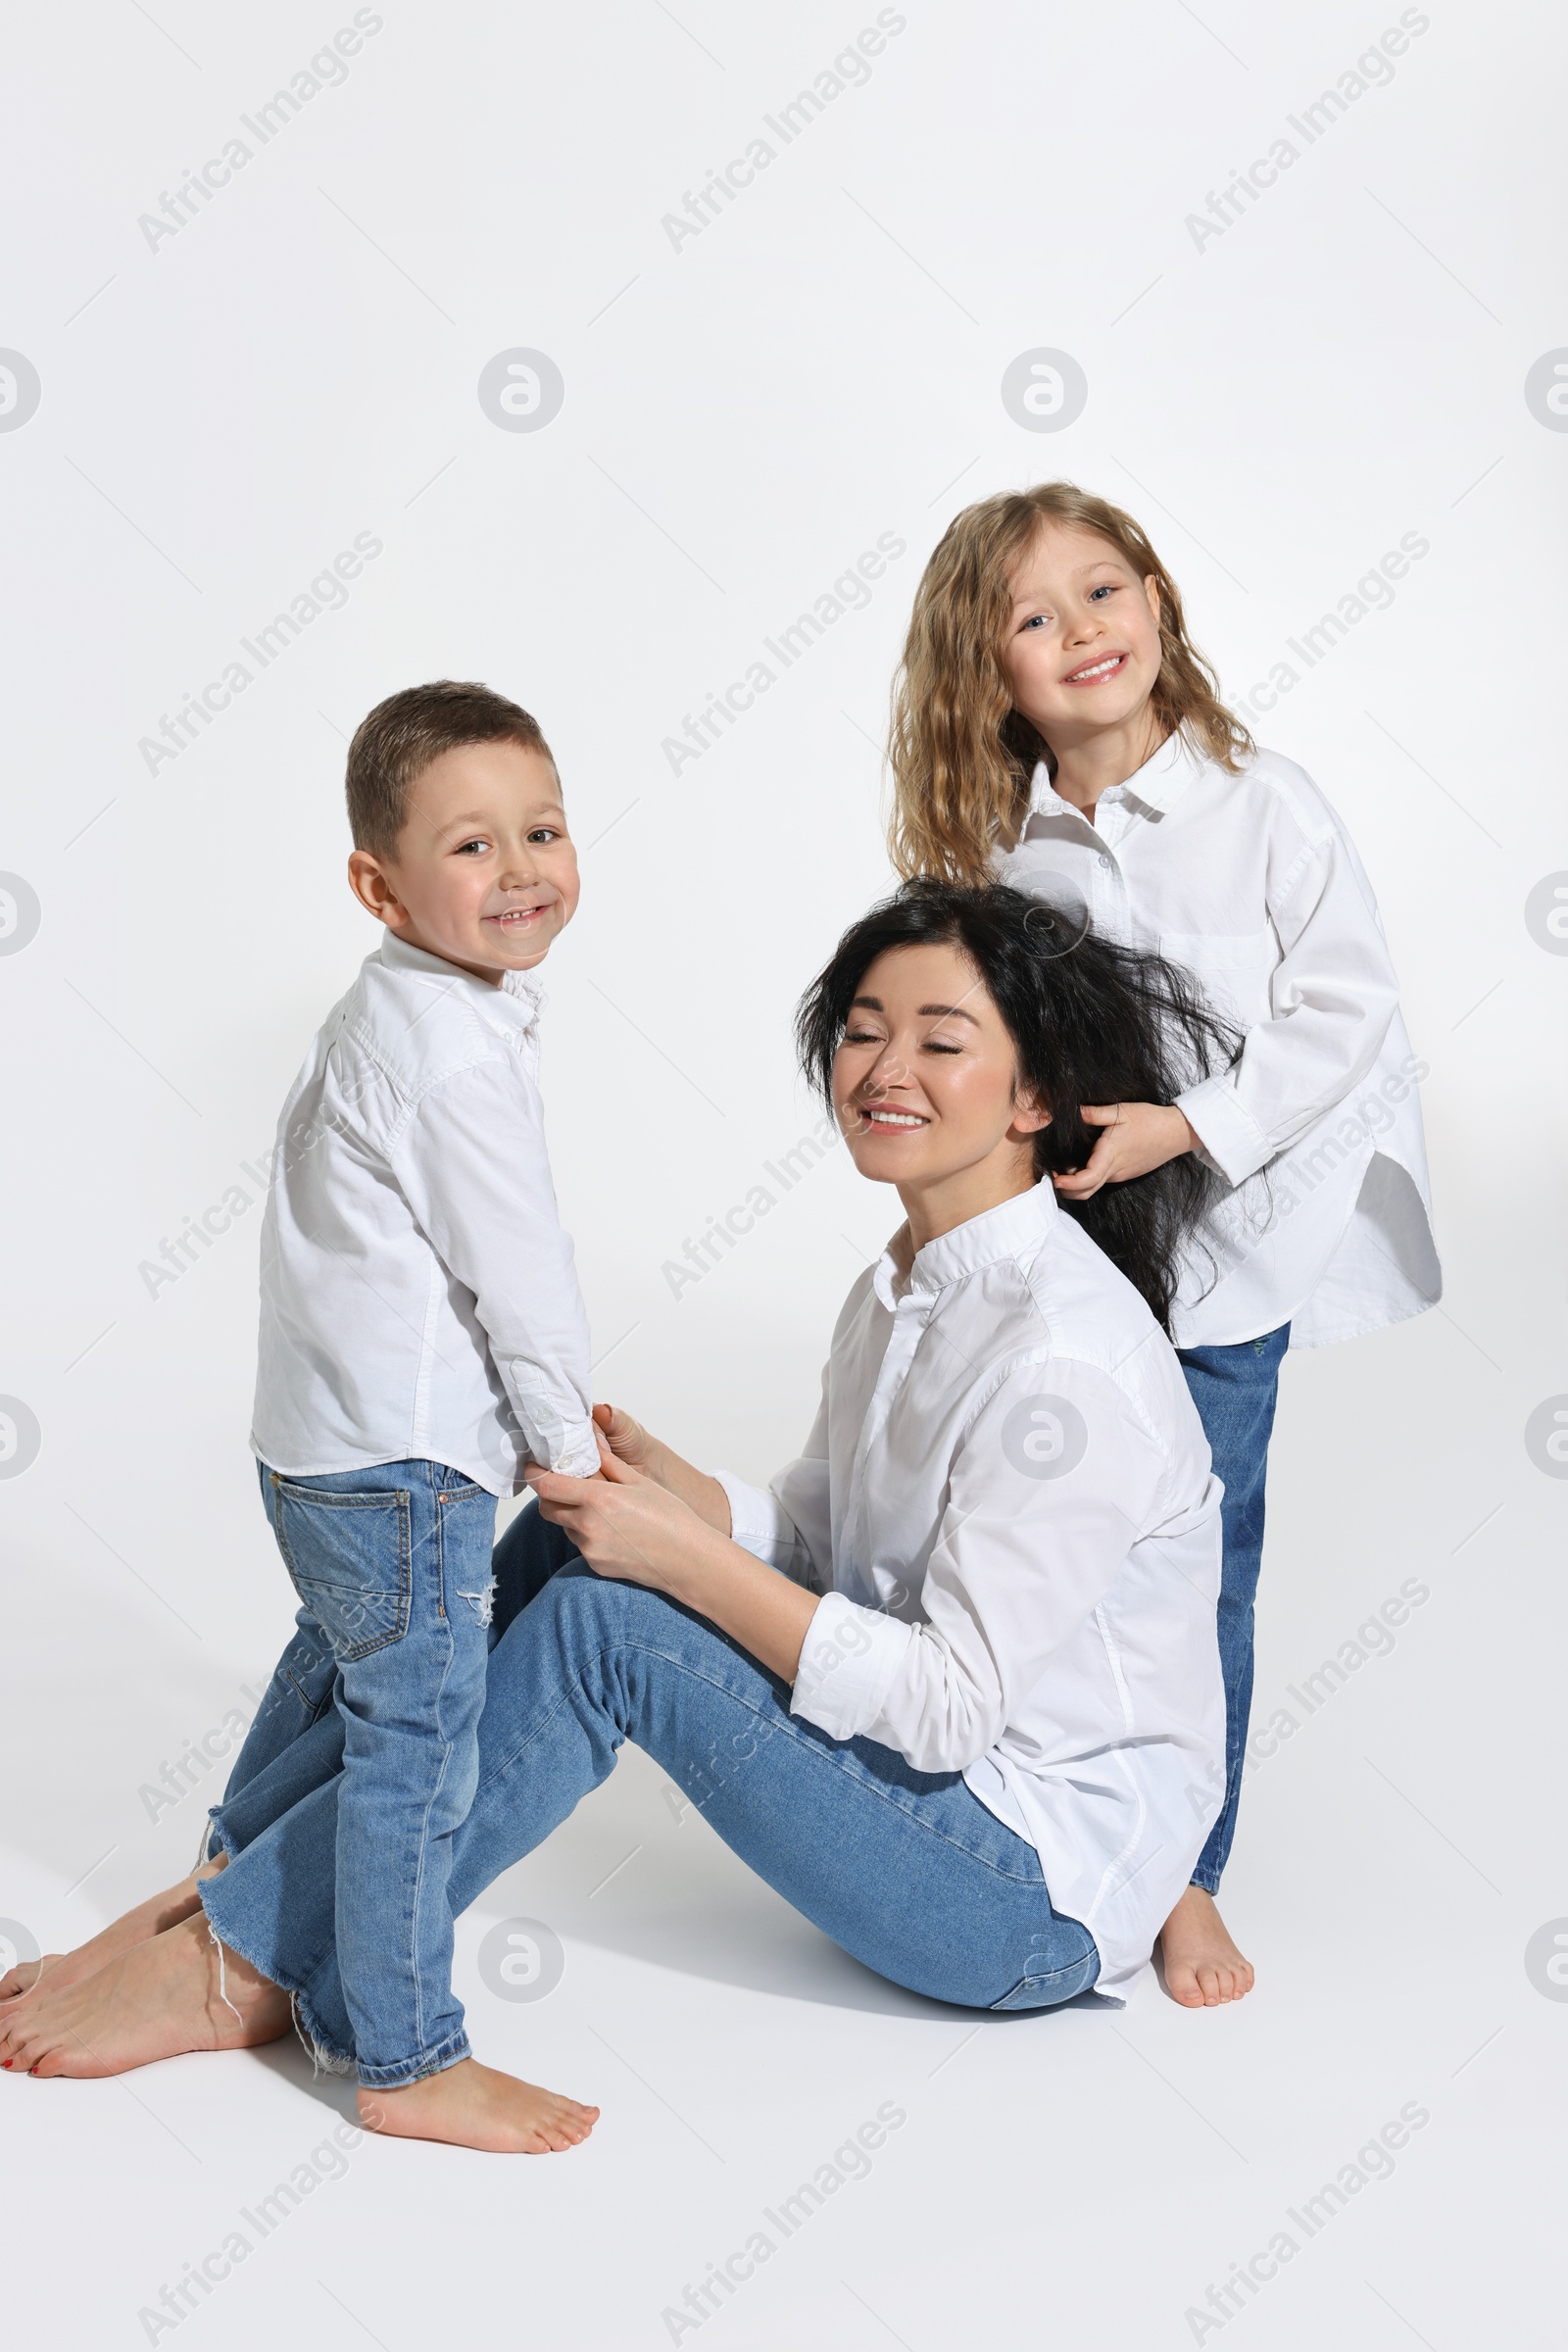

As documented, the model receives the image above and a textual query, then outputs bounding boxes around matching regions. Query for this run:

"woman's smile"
[858,1103,931,1131]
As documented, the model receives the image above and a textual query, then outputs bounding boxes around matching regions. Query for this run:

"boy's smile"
[347,740,580,984]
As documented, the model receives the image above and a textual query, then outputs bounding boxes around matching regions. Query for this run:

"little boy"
[231,681,601,2153]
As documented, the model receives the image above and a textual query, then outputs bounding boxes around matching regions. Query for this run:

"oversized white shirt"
[717,1178,1225,2000]
[252,932,598,1496]
[995,734,1441,1349]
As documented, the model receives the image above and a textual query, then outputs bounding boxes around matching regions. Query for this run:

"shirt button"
[1099,855,1112,870]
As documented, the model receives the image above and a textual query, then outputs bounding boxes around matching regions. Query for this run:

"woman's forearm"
[661,1523,818,1685]
[645,1437,733,1536]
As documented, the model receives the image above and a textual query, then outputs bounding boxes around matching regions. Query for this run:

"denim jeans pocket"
[270,1476,412,1662]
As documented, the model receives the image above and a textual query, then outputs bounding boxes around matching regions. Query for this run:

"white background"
[2,2,1565,2346]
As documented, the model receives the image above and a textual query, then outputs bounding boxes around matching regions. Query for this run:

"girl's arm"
[1170,774,1400,1187]
[1054,775,1400,1199]
[525,1439,819,1684]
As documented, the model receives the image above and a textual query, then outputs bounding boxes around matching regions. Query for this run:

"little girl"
[887,481,1441,2007]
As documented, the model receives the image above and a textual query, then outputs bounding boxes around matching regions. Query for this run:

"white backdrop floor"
[3,1314,1561,2352]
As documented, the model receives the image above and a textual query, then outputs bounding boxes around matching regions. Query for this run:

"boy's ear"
[347,850,411,929]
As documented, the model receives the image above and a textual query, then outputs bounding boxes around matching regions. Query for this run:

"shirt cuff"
[1175,1073,1275,1188]
[553,1423,601,1478]
[712,1472,810,1579]
[507,1361,597,1478]
[789,1592,911,1742]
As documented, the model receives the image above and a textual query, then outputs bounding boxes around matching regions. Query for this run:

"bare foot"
[0,1908,289,2077]
[359,2058,600,2155]
[1158,1885,1254,2008]
[0,1854,227,2004]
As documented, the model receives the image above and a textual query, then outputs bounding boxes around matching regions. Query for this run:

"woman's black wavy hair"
[795,879,1239,1332]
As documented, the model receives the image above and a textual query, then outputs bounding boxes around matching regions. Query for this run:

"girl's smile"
[1061,650,1131,687]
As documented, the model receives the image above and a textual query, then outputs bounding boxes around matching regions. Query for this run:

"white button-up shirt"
[996,734,1441,1349]
[252,932,598,1495]
[718,1178,1225,1999]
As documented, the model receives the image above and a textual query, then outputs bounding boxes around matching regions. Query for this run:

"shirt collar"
[872,1176,1060,1309]
[1027,726,1200,824]
[376,930,547,1023]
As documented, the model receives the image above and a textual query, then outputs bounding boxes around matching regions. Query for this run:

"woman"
[0,883,1235,2151]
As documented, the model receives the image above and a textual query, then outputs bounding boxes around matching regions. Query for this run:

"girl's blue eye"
[1088,583,1118,601]
[1020,613,1050,631]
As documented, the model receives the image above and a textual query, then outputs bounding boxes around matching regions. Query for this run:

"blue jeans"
[244,1458,498,2088]
[202,1503,1099,2059]
[1176,1323,1290,1893]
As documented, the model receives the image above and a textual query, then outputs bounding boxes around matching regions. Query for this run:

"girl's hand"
[526,1433,698,1592]
[1053,1102,1199,1201]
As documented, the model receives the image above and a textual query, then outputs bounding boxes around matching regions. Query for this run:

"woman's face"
[1001,520,1163,752]
[832,941,1048,1200]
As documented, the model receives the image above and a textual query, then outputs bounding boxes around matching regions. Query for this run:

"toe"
[1165,1965,1203,2008]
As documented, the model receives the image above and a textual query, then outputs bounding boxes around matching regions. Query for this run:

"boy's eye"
[455,837,491,856]
[526,826,561,844]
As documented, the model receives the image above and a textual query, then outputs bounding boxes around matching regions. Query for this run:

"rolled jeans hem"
[355,2030,472,2090]
[197,1881,355,2076]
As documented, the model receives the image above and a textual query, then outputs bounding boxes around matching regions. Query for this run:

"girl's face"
[1002,521,1164,753]
[832,942,1048,1218]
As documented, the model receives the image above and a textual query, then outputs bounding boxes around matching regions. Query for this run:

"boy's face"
[347,740,579,984]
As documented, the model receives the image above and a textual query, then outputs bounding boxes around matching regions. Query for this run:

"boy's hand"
[1053,1102,1198,1201]
[526,1433,698,1592]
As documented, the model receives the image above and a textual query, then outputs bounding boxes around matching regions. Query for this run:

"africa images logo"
[1002,1395,1089,1481]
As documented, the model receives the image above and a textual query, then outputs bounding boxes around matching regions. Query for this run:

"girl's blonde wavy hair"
[889,481,1253,885]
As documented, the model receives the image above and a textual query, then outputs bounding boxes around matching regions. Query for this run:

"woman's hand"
[527,1434,702,1592]
[1052,1102,1199,1201]
[528,1434,818,1685]
[592,1400,656,1475]
[588,1402,735,1536]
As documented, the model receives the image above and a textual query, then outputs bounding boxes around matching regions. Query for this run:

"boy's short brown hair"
[345,680,555,858]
